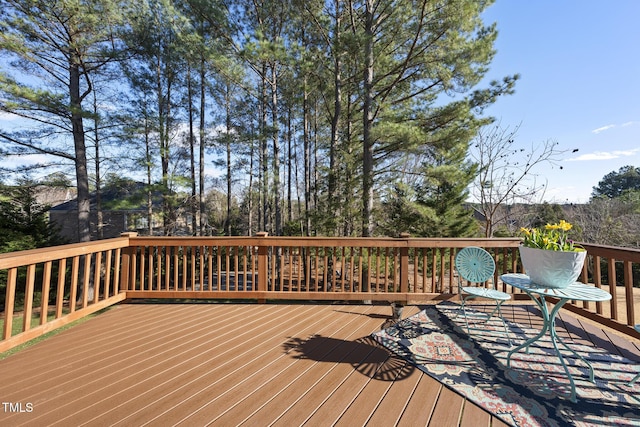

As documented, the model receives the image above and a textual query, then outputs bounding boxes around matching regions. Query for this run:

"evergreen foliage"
[592,165,640,199]
[0,180,67,253]
[0,0,517,239]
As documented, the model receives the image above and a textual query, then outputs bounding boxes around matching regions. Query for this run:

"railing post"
[623,260,635,326]
[608,258,618,320]
[256,232,268,302]
[398,233,410,294]
[120,232,137,292]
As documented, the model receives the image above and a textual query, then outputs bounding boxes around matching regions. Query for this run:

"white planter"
[518,245,587,289]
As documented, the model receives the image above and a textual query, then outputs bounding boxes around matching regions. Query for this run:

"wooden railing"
[1,233,639,352]
[0,237,130,352]
[577,243,640,332]
[123,234,522,302]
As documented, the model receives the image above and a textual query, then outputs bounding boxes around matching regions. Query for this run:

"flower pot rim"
[519,244,585,253]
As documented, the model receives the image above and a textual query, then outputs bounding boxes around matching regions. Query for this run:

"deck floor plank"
[360,365,422,426]
[427,385,465,427]
[396,374,443,426]
[0,302,637,427]
[458,400,491,427]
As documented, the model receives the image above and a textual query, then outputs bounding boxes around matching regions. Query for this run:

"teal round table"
[500,273,612,402]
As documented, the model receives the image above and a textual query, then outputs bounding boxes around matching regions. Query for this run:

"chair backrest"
[455,246,495,288]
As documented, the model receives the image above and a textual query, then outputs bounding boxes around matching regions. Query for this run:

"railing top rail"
[3,235,640,273]
[128,235,523,249]
[579,243,640,262]
[0,237,131,270]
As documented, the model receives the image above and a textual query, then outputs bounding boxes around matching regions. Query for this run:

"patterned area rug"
[371,304,640,427]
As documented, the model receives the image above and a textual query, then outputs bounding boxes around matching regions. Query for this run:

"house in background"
[34,185,76,208]
[49,181,168,242]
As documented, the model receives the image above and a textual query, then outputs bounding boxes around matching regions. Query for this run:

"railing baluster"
[82,254,92,309]
[41,261,52,326]
[94,251,102,304]
[113,248,122,295]
[139,248,146,292]
[2,268,17,340]
[23,264,36,332]
[56,259,67,318]
[69,256,79,313]
[148,247,155,292]
[104,250,112,298]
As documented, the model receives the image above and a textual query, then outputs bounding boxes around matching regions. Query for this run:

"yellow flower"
[559,219,572,231]
[520,220,582,252]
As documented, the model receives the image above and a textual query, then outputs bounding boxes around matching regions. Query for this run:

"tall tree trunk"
[70,54,92,303]
[362,0,375,237]
[157,55,170,235]
[145,121,153,236]
[329,0,342,235]
[313,101,319,235]
[248,126,255,235]
[92,88,103,240]
[225,83,233,236]
[286,105,292,226]
[69,61,91,243]
[199,56,207,235]
[271,65,281,236]
[260,63,269,233]
[303,75,311,237]
[187,65,197,236]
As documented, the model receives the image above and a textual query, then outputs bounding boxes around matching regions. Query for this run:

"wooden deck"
[0,303,639,426]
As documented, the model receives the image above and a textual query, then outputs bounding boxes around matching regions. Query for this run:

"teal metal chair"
[455,246,512,345]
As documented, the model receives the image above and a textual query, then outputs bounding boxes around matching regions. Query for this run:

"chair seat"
[462,286,511,301]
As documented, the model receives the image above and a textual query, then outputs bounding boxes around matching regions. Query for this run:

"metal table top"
[501,273,612,302]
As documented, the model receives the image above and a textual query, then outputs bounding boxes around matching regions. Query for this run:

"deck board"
[428,386,464,427]
[396,375,442,426]
[0,302,638,426]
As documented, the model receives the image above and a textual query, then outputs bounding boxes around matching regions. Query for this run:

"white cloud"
[591,121,639,133]
[591,124,615,134]
[567,148,640,161]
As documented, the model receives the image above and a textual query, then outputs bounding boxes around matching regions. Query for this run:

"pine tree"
[349,0,517,236]
[0,0,125,242]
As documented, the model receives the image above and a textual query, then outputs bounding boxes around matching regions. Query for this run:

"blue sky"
[480,0,640,203]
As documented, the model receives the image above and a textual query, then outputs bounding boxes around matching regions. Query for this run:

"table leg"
[507,293,548,364]
[547,300,579,402]
[507,295,583,402]
[553,325,595,383]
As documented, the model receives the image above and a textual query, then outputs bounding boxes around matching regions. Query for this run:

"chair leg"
[495,302,513,347]
[452,293,468,319]
[454,295,474,336]
[455,297,512,346]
